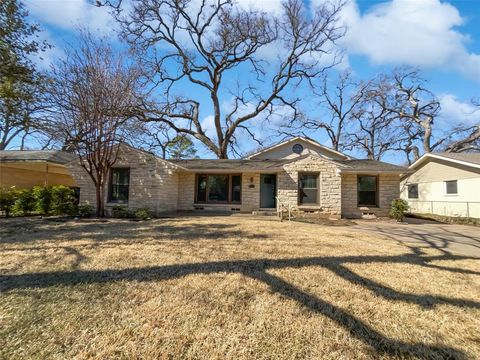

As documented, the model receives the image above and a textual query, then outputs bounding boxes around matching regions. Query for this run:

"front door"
[260,174,276,208]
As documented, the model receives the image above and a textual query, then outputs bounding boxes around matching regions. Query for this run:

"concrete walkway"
[351,218,480,257]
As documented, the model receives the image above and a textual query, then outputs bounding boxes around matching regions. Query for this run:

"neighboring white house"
[401,153,480,218]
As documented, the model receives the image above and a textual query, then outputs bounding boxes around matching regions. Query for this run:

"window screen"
[109,168,130,202]
[445,180,457,194]
[358,175,378,206]
[299,173,319,205]
[407,184,418,199]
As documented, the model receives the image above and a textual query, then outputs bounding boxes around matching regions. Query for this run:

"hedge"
[0,186,79,217]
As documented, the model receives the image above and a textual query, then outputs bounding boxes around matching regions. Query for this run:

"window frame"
[298,172,320,206]
[357,174,379,207]
[108,167,130,203]
[407,183,419,199]
[195,174,242,204]
[445,180,458,195]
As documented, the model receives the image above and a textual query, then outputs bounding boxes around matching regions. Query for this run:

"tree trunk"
[95,185,102,218]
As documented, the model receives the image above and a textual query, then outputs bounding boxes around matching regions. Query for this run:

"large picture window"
[358,175,378,206]
[298,173,319,205]
[195,174,241,204]
[109,168,130,203]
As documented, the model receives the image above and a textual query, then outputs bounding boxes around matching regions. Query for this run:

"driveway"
[352,218,480,257]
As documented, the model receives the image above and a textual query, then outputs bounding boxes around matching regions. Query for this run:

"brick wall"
[341,173,400,218]
[66,144,179,216]
[277,156,342,215]
[177,172,195,210]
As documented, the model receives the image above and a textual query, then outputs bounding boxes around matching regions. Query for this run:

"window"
[208,175,229,202]
[195,174,241,204]
[298,173,319,205]
[231,175,241,202]
[109,168,130,202]
[407,184,419,199]
[445,180,458,194]
[292,143,304,154]
[358,175,378,206]
[196,175,207,202]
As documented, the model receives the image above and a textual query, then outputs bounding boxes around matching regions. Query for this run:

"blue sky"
[23,0,480,163]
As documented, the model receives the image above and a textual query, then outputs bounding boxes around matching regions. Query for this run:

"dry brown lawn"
[0,215,479,359]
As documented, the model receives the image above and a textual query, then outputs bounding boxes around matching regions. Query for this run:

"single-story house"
[0,150,77,188]
[401,152,480,218]
[67,137,409,218]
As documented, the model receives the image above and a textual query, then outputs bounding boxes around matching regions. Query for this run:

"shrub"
[14,189,36,215]
[78,204,95,218]
[33,186,53,215]
[134,207,152,220]
[390,198,409,222]
[51,186,77,215]
[0,187,19,217]
[111,205,131,218]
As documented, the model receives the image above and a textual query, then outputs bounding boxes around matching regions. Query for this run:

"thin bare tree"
[48,32,144,217]
[297,70,369,151]
[102,0,345,158]
[348,76,400,160]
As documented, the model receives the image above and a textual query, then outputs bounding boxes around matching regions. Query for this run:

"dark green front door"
[260,174,276,208]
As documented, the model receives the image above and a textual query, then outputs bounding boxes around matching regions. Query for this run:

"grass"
[1,215,479,359]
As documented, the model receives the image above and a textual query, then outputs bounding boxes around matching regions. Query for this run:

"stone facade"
[277,156,342,215]
[66,144,402,218]
[341,173,400,218]
[66,144,179,216]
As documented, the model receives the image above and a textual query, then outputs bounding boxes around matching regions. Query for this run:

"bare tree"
[348,76,400,160]
[388,68,444,160]
[48,32,144,217]
[297,70,369,151]
[444,99,480,153]
[102,0,345,158]
[444,125,480,153]
[135,122,198,159]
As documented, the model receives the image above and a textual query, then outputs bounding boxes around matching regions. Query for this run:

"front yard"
[1,216,479,359]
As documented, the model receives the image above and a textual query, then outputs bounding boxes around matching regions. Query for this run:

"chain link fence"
[407,200,480,219]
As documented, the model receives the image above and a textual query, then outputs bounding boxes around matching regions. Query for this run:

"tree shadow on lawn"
[355,223,480,256]
[0,218,268,245]
[1,251,479,359]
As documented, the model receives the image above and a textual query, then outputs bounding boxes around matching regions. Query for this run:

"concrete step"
[252,210,278,216]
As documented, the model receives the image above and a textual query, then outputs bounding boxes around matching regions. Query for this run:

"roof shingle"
[0,150,76,165]
[434,152,480,166]
[331,159,410,173]
[170,157,409,173]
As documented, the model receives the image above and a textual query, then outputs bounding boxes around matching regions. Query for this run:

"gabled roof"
[409,152,480,170]
[0,150,77,165]
[245,136,350,160]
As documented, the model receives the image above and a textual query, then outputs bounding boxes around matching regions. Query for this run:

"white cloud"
[339,0,480,80]
[200,115,217,138]
[25,0,114,33]
[439,94,480,126]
